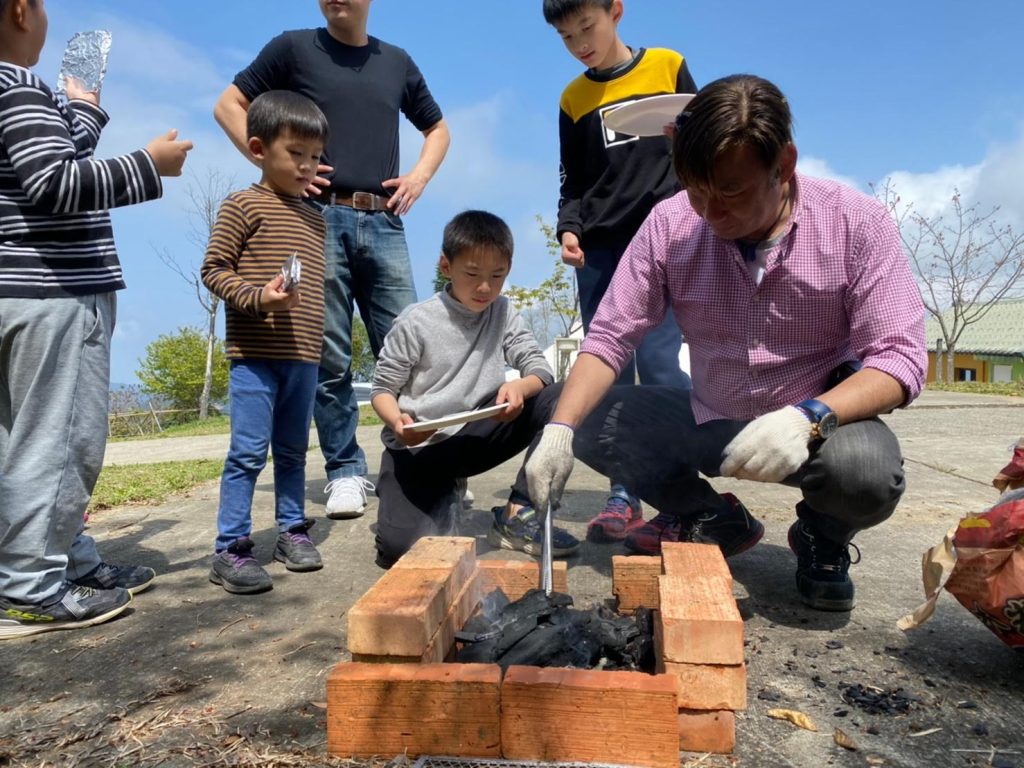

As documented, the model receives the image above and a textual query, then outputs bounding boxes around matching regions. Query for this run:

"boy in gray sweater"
[370,210,580,568]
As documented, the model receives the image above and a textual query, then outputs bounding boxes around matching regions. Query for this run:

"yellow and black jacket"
[556,47,696,249]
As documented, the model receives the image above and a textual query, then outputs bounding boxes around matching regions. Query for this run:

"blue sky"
[35,0,1024,385]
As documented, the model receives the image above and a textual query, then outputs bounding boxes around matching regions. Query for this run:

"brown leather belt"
[327,190,391,211]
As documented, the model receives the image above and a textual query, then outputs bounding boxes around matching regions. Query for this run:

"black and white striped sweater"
[0,62,162,298]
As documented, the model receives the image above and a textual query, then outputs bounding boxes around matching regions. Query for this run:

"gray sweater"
[371,288,554,450]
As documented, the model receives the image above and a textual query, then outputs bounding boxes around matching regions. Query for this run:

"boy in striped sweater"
[201,91,328,595]
[0,0,192,639]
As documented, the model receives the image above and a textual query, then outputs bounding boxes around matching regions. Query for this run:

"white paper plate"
[406,402,510,432]
[603,93,696,137]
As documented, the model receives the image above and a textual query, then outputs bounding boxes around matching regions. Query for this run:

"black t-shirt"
[234,29,443,196]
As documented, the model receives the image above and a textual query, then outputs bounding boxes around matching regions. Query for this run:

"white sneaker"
[324,476,375,519]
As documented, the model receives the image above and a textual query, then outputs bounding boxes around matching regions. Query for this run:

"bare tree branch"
[151,169,235,418]
[877,181,1024,382]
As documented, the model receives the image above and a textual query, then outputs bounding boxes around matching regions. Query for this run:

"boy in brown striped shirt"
[201,91,328,595]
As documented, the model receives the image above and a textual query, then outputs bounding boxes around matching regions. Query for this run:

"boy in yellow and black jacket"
[544,0,704,545]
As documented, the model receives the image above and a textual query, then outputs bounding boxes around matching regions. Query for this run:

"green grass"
[90,459,224,511]
[926,381,1024,397]
[109,405,382,442]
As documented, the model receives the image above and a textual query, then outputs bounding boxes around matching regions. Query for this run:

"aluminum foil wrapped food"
[56,30,112,95]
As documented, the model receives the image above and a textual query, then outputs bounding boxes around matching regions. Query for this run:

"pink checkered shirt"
[581,173,928,424]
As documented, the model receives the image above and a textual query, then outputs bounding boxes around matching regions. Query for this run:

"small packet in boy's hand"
[281,252,301,292]
[56,31,112,95]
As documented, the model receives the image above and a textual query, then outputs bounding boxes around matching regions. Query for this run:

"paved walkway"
[3,390,1021,767]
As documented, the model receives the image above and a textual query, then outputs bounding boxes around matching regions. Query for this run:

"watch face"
[818,412,839,439]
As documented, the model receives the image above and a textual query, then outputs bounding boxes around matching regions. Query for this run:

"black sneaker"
[486,505,581,557]
[788,519,860,611]
[0,583,131,640]
[209,537,273,594]
[73,562,156,595]
[683,493,764,557]
[273,520,323,572]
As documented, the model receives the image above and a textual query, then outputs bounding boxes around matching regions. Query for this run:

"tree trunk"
[199,296,219,419]
[945,341,956,384]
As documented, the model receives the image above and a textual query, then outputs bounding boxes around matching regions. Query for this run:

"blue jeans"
[216,360,318,552]
[315,204,416,481]
[577,245,691,389]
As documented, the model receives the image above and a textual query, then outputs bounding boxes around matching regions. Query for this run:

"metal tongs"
[540,501,554,596]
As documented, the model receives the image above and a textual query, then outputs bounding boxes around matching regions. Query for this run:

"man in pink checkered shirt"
[526,74,927,612]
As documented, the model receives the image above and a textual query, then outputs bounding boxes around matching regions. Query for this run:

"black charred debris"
[454,588,656,673]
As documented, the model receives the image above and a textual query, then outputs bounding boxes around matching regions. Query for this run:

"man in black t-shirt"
[215,0,450,520]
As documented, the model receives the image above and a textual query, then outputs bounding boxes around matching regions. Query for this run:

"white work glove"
[525,423,576,514]
[720,406,813,483]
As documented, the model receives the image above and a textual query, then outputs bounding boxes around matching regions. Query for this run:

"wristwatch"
[795,399,838,440]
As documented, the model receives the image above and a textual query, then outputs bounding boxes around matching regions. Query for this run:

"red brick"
[662,660,747,710]
[422,569,483,662]
[678,708,735,754]
[501,665,679,768]
[660,542,733,587]
[478,558,568,601]
[612,555,661,611]
[346,568,449,656]
[392,536,476,606]
[658,574,743,664]
[327,662,501,758]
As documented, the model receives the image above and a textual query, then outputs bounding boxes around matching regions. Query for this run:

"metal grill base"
[411,758,643,768]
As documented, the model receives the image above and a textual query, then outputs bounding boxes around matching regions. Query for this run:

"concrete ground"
[2,391,1023,767]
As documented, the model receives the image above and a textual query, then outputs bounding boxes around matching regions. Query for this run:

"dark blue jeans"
[577,245,691,389]
[315,204,417,481]
[216,360,318,551]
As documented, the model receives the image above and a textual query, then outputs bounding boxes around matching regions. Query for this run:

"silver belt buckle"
[351,191,374,210]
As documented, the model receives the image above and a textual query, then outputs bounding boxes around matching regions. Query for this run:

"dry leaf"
[766,708,818,731]
[833,727,858,751]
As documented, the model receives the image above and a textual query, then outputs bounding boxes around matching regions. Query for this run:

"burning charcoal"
[494,614,540,657]
[499,623,570,668]
[456,636,499,663]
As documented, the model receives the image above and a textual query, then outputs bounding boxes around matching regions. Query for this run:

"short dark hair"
[542,0,612,25]
[672,74,793,189]
[442,210,514,264]
[246,90,329,145]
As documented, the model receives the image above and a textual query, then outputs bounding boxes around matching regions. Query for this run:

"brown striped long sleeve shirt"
[201,184,326,363]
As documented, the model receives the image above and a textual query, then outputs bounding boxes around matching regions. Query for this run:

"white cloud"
[877,125,1024,228]
[797,156,862,191]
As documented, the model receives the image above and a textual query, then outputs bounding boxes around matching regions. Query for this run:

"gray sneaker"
[73,562,156,595]
[273,520,323,572]
[209,538,272,594]
[0,583,132,640]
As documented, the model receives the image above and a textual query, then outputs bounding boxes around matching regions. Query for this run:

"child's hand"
[392,413,436,447]
[65,77,99,106]
[493,381,526,422]
[146,129,194,177]
[260,274,301,313]
[560,232,585,268]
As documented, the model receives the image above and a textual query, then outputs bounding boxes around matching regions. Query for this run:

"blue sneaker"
[487,505,580,557]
